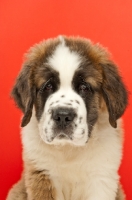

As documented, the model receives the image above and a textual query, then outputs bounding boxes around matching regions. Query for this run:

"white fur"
[22,109,123,200]
[38,43,88,146]
[48,41,80,88]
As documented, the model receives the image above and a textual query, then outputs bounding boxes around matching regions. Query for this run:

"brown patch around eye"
[36,78,46,89]
[85,77,98,88]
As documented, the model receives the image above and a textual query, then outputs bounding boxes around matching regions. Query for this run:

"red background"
[0,0,132,199]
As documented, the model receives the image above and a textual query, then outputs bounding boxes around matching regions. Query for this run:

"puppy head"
[11,36,128,146]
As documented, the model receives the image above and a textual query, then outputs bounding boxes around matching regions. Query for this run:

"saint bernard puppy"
[7,36,128,200]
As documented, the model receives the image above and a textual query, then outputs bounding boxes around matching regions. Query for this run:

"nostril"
[58,117,61,121]
[65,117,69,122]
[65,115,73,122]
[54,115,61,122]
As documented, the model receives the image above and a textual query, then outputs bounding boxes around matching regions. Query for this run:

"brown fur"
[6,176,55,200]
[25,171,55,199]
[7,36,128,200]
[7,176,125,200]
[11,36,128,128]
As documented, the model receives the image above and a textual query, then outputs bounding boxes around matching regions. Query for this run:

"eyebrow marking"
[85,77,98,87]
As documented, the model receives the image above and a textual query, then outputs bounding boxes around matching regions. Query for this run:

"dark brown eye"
[78,82,93,98]
[45,83,53,91]
[79,84,88,92]
[39,78,54,93]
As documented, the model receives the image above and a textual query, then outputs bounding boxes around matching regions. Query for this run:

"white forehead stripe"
[48,42,81,88]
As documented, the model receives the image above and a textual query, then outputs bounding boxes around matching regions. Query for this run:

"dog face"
[11,36,128,146]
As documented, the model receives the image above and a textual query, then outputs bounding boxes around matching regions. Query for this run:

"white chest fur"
[22,113,123,200]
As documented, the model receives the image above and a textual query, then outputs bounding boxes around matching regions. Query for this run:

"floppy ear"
[102,62,128,128]
[11,65,35,127]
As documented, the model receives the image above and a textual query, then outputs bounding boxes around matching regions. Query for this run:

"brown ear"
[102,62,128,128]
[11,65,35,127]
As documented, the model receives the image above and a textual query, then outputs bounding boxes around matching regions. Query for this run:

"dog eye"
[78,83,93,97]
[39,78,54,93]
[79,84,88,92]
[45,83,53,91]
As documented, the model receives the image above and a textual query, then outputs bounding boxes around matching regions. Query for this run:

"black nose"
[52,108,75,128]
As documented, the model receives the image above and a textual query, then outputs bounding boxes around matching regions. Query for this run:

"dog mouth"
[55,133,72,140]
[49,132,73,142]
